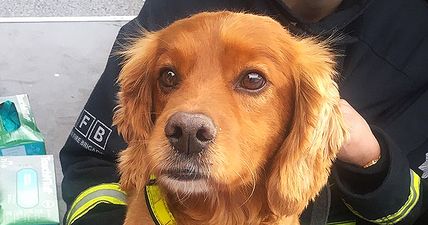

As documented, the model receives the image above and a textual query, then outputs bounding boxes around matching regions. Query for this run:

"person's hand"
[337,99,381,168]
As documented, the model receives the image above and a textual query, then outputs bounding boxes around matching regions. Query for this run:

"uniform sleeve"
[332,127,427,224]
[59,18,144,225]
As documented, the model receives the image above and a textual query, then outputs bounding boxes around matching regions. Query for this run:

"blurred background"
[0,1,144,224]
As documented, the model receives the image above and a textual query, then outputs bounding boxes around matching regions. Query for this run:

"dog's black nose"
[165,112,216,156]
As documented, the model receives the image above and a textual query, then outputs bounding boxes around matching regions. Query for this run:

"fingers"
[337,99,381,167]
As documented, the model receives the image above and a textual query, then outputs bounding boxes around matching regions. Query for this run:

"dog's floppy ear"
[113,32,159,191]
[267,38,348,215]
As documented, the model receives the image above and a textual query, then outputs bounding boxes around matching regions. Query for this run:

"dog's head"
[114,11,347,216]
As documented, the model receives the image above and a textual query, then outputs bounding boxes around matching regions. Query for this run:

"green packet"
[0,95,46,156]
[0,155,59,225]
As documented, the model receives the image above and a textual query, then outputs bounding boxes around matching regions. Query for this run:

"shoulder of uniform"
[138,0,245,31]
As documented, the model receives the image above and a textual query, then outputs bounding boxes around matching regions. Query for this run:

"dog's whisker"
[203,189,210,202]
[238,158,257,208]
[176,191,186,204]
[183,183,193,202]
[231,168,246,193]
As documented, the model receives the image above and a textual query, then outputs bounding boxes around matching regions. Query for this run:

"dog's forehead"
[156,12,296,56]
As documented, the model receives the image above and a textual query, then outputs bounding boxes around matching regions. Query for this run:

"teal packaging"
[0,155,59,225]
[0,95,46,156]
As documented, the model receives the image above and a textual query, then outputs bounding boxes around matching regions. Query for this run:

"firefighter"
[60,0,428,224]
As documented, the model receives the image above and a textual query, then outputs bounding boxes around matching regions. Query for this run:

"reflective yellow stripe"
[68,196,126,225]
[66,183,127,225]
[327,221,356,225]
[343,170,421,224]
[145,176,176,225]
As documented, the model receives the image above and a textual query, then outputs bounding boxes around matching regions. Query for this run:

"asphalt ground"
[0,0,144,17]
[0,20,130,224]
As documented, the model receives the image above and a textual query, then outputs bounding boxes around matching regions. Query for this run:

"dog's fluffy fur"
[114,11,347,225]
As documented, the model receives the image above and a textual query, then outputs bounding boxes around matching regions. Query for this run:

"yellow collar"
[144,176,177,225]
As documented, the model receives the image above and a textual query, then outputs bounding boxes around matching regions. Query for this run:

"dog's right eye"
[159,69,180,91]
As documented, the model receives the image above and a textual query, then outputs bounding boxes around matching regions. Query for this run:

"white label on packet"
[1,145,26,156]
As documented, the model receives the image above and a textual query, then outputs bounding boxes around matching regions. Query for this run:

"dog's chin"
[157,175,212,194]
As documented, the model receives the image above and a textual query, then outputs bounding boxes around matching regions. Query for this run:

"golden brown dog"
[113,11,347,225]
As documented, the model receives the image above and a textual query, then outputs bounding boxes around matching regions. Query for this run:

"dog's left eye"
[238,72,266,91]
[159,69,180,91]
